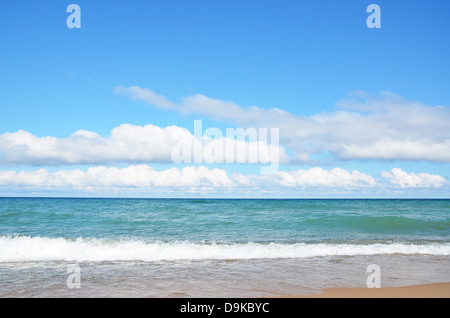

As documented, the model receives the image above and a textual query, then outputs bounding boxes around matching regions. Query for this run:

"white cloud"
[0,165,240,189]
[3,89,447,168]
[0,124,290,167]
[0,165,445,196]
[0,125,184,165]
[381,168,446,188]
[116,87,450,163]
[272,167,376,187]
[114,86,177,110]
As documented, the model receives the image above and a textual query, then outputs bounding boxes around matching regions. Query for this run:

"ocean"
[0,198,449,297]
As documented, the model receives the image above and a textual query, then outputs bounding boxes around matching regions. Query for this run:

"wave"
[0,236,449,262]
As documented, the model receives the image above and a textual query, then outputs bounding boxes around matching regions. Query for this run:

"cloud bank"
[2,89,448,169]
[0,166,445,196]
[116,87,450,163]
[1,88,447,197]
[0,124,290,167]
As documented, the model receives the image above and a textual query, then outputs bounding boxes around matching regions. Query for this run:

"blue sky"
[0,0,449,197]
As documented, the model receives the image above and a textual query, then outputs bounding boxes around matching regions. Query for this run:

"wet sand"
[283,282,450,298]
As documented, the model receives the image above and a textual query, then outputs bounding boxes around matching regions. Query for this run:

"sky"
[0,0,449,197]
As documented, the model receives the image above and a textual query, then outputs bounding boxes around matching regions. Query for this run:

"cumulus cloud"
[0,124,184,165]
[271,167,376,187]
[1,165,445,191]
[0,124,290,167]
[381,168,446,188]
[0,165,446,197]
[0,165,240,189]
[116,87,450,163]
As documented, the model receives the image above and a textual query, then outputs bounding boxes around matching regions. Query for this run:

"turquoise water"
[1,198,449,244]
[0,198,449,297]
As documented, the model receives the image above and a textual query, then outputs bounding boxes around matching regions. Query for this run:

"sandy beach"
[283,282,450,298]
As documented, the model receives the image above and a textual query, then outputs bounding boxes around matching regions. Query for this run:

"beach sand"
[282,282,450,298]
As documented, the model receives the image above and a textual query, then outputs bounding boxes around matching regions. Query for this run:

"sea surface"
[0,198,449,297]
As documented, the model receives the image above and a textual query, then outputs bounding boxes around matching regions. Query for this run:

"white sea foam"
[0,236,449,262]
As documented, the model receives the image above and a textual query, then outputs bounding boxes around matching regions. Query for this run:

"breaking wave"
[1,235,449,262]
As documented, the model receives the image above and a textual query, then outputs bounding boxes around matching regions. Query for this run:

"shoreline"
[280,282,450,298]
